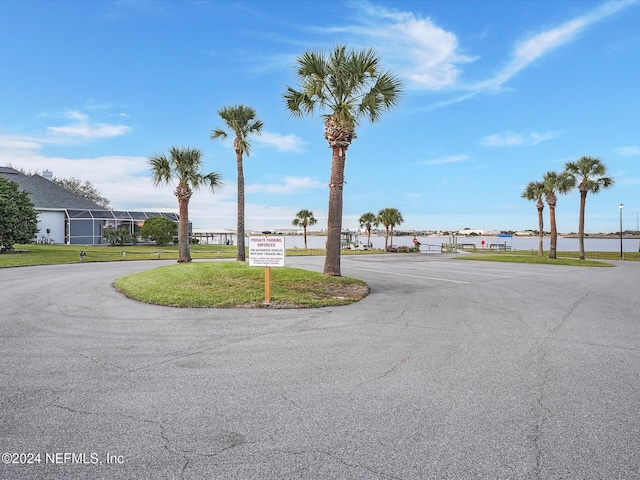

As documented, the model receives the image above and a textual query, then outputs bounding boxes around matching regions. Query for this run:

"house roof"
[0,167,104,210]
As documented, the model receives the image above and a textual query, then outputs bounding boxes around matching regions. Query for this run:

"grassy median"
[456,253,612,266]
[113,261,369,308]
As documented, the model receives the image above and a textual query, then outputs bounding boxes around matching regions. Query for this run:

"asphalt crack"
[353,358,407,390]
[546,292,591,338]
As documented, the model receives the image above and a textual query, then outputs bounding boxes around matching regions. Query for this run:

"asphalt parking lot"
[1,254,639,479]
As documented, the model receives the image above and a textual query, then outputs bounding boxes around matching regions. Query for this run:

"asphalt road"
[1,254,639,479]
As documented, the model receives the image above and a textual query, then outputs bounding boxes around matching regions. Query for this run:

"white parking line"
[346,266,471,284]
[405,266,515,279]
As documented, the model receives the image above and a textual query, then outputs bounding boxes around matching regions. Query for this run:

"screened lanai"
[65,209,180,245]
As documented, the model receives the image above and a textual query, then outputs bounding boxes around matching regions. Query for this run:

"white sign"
[249,236,286,267]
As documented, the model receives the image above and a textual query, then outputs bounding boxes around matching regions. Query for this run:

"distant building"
[457,228,484,236]
[0,167,181,245]
[192,229,236,245]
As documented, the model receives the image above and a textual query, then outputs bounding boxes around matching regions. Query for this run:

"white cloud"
[0,130,320,231]
[46,110,131,139]
[421,154,470,165]
[481,133,524,147]
[472,1,636,92]
[615,145,640,156]
[0,142,240,227]
[0,136,42,151]
[255,131,307,152]
[481,131,559,147]
[246,176,325,195]
[318,2,474,90]
[284,1,634,103]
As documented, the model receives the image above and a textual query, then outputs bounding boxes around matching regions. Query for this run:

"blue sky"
[1,0,639,234]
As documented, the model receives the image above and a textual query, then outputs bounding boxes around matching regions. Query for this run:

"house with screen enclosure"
[0,166,183,245]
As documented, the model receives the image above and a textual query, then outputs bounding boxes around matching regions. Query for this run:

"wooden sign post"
[248,236,285,305]
[264,266,272,304]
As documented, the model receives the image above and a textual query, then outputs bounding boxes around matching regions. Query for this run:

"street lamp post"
[619,203,624,258]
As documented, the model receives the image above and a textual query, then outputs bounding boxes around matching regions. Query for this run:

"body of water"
[272,234,639,253]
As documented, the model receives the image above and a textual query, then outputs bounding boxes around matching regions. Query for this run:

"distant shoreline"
[560,234,638,239]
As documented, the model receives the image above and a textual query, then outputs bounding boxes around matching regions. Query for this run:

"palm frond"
[148,153,172,186]
[212,104,263,156]
[211,128,227,140]
[201,171,224,193]
[284,44,402,128]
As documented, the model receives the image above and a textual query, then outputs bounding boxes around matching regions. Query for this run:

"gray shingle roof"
[0,167,105,210]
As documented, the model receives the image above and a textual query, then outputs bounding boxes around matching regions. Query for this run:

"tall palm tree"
[542,170,576,259]
[284,45,402,276]
[292,209,317,248]
[149,147,223,263]
[359,212,377,248]
[211,105,264,261]
[521,181,546,256]
[388,208,404,249]
[564,156,614,260]
[377,208,404,251]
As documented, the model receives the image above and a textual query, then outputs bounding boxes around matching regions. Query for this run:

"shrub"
[0,177,39,252]
[397,244,421,253]
[103,226,134,246]
[140,216,177,246]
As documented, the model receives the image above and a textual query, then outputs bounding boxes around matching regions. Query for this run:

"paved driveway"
[1,255,639,479]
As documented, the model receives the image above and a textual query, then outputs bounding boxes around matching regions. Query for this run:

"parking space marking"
[346,266,471,284]
[404,266,515,279]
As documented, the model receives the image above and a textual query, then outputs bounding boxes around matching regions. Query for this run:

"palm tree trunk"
[323,146,346,276]
[178,197,191,263]
[236,150,245,262]
[549,204,557,259]
[384,227,389,250]
[578,190,587,260]
[367,227,371,248]
[537,202,544,256]
[303,225,308,249]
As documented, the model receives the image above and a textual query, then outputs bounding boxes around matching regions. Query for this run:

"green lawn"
[0,243,237,267]
[114,261,368,308]
[0,243,389,268]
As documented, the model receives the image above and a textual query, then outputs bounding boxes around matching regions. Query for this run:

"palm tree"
[564,157,614,260]
[521,181,546,256]
[292,209,317,248]
[388,208,404,248]
[542,170,576,259]
[359,212,377,248]
[284,45,402,276]
[211,105,264,261]
[378,208,404,251]
[149,147,223,263]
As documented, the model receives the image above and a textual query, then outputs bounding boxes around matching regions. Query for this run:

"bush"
[0,177,39,252]
[140,217,178,246]
[397,243,421,253]
[103,226,134,246]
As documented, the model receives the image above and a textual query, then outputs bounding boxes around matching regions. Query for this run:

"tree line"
[522,156,613,260]
[289,207,406,253]
[359,208,404,251]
